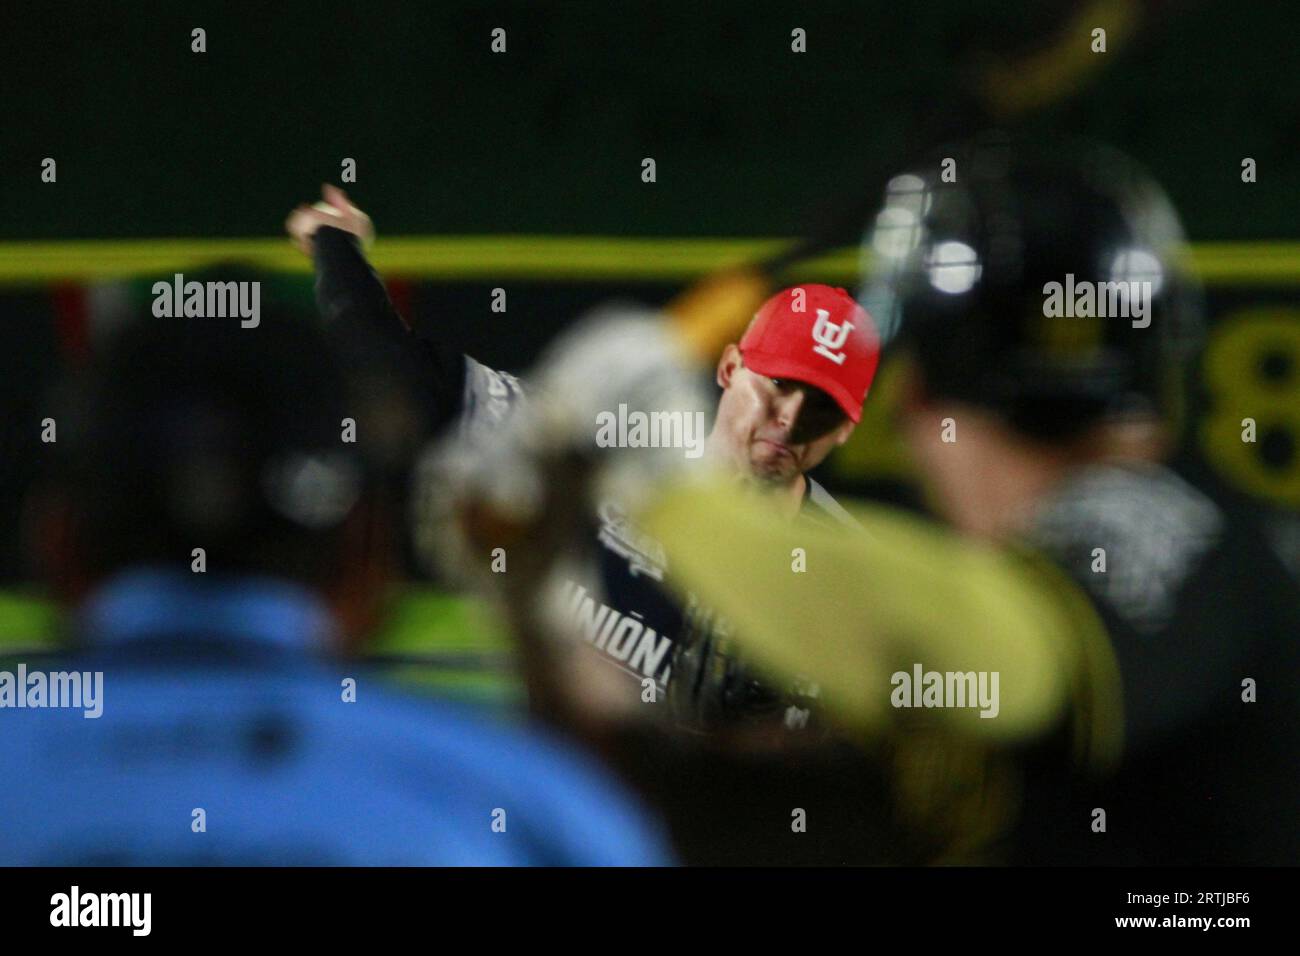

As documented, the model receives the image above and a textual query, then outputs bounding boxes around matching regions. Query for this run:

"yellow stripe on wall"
[0,238,1298,285]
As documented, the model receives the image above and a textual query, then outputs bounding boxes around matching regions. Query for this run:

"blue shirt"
[0,570,672,865]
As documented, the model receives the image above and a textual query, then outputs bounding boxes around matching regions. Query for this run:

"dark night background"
[1,0,1297,240]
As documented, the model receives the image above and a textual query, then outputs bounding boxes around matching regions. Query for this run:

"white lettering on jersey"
[561,582,674,683]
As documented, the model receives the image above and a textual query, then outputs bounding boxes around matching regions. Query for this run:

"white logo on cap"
[812,309,854,365]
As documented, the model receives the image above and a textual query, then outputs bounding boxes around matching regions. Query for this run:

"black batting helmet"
[859,133,1203,440]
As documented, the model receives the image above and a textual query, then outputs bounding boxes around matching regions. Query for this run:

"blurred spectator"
[0,310,670,865]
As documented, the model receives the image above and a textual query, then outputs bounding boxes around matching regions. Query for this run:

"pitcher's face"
[711,346,853,484]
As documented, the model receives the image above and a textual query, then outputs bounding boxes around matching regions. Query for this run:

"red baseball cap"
[738,285,880,423]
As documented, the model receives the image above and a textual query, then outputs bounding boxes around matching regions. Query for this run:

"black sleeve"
[312,226,467,436]
[1027,466,1300,754]
[1017,483,1300,864]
